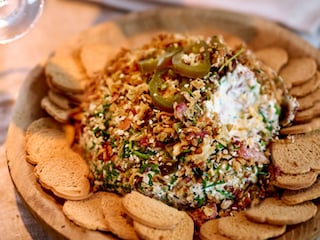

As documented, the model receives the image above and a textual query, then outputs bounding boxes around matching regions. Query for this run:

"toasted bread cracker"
[134,212,194,240]
[295,102,320,123]
[282,179,320,205]
[41,96,73,123]
[46,76,84,103]
[26,128,70,165]
[80,43,119,77]
[101,192,139,240]
[245,197,317,225]
[280,117,320,135]
[280,57,317,89]
[199,219,230,240]
[45,53,88,94]
[63,192,110,231]
[34,150,90,200]
[273,171,318,190]
[289,71,320,98]
[271,131,320,174]
[224,35,244,50]
[255,47,288,73]
[25,117,62,141]
[122,191,183,230]
[217,212,286,240]
[48,90,77,110]
[296,86,320,111]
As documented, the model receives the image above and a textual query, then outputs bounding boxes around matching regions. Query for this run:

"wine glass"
[0,0,44,44]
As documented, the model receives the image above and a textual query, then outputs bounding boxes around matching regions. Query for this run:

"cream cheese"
[204,64,279,150]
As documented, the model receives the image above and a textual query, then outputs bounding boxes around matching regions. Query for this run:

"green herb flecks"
[216,189,234,199]
[218,47,244,73]
[140,163,160,174]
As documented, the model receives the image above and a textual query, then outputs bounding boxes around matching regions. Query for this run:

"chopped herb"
[204,180,225,188]
[173,122,183,133]
[275,104,281,115]
[110,137,116,148]
[147,173,153,186]
[121,140,131,158]
[145,149,157,156]
[133,150,150,160]
[218,47,244,73]
[195,195,205,207]
[226,164,231,170]
[102,102,111,109]
[254,68,262,74]
[259,109,267,123]
[140,163,160,174]
[266,124,273,132]
[216,189,233,199]
[258,165,269,176]
[170,175,178,185]
[182,149,192,153]
[93,127,100,137]
[102,162,120,186]
[192,167,203,178]
[215,142,225,151]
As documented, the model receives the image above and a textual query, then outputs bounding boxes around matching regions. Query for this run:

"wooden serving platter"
[6,7,320,240]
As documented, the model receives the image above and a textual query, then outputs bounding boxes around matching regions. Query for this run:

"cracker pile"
[41,42,115,123]
[25,37,320,240]
[63,191,193,240]
[25,117,91,200]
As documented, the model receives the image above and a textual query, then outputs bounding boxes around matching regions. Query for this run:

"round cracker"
[295,101,320,123]
[255,46,288,73]
[245,197,318,225]
[296,83,320,111]
[282,179,320,205]
[101,193,139,240]
[280,57,317,89]
[25,117,62,140]
[41,96,72,123]
[62,192,110,231]
[289,71,320,98]
[200,219,230,240]
[48,90,77,110]
[280,117,320,135]
[134,212,194,240]
[45,53,88,93]
[34,152,91,200]
[122,191,183,230]
[273,171,318,190]
[26,128,70,165]
[80,43,119,77]
[271,131,320,173]
[217,212,286,240]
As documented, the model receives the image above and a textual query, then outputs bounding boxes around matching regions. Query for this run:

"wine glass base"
[0,0,44,44]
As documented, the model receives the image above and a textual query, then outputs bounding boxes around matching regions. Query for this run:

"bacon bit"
[139,136,149,147]
[111,93,120,103]
[238,144,269,164]
[174,102,187,121]
[198,130,207,138]
[268,164,281,179]
[188,203,218,227]
[118,117,131,131]
[106,143,113,157]
[155,141,165,148]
